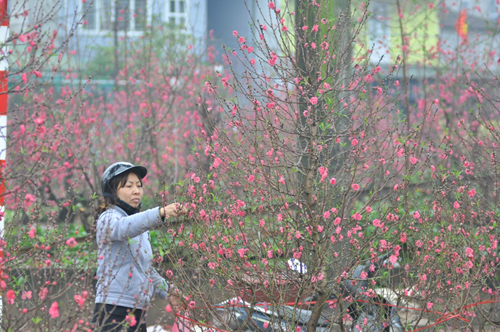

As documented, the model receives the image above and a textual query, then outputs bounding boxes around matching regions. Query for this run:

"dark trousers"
[92,303,147,332]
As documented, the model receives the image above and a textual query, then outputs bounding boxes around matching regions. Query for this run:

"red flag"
[455,9,468,40]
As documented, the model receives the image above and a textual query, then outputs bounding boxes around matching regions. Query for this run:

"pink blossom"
[366,206,372,213]
[238,36,246,43]
[413,211,420,219]
[454,201,460,209]
[468,189,476,197]
[212,157,222,168]
[410,157,418,164]
[24,193,36,207]
[351,139,358,146]
[360,271,368,279]
[6,290,15,305]
[389,255,398,264]
[330,178,336,185]
[28,227,36,239]
[34,117,44,125]
[416,240,423,248]
[49,301,59,318]
[400,233,407,243]
[351,183,360,191]
[39,287,48,300]
[323,211,331,219]
[465,247,474,258]
[318,166,328,182]
[74,294,85,309]
[427,302,433,309]
[268,2,275,9]
[238,248,246,258]
[268,56,277,66]
[317,225,324,233]
[66,237,78,247]
[372,219,381,227]
[232,30,238,36]
[22,291,32,300]
[125,314,137,327]
[352,213,362,221]
[248,175,255,182]
[312,25,318,31]
[310,97,318,105]
[250,58,255,66]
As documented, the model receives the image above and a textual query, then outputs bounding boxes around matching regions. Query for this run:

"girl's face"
[116,172,143,208]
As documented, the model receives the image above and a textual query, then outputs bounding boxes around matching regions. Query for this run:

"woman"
[92,162,186,332]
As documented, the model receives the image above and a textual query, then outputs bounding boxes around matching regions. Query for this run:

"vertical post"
[0,0,9,323]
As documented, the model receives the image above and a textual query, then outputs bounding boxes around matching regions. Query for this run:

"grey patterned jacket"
[95,206,169,309]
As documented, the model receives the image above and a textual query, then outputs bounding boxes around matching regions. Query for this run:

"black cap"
[101,162,147,197]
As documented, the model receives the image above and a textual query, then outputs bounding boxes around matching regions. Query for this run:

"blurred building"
[362,0,500,73]
[7,0,500,77]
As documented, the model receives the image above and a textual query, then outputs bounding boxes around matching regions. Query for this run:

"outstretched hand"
[168,291,188,311]
[161,203,188,219]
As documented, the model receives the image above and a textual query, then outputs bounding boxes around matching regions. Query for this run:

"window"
[165,0,188,29]
[82,0,151,33]
[368,2,390,64]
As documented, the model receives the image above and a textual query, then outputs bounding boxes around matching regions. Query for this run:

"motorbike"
[212,252,404,332]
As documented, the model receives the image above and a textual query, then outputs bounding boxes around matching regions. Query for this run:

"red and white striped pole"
[0,0,8,213]
[0,0,8,227]
[0,0,8,317]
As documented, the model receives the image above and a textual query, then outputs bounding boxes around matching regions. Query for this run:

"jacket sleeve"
[97,207,164,241]
[151,268,169,300]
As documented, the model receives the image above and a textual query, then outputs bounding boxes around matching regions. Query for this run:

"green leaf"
[62,257,73,266]
[32,317,42,324]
